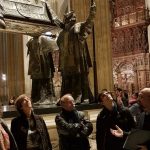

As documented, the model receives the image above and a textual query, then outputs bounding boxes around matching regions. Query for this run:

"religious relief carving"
[113,61,135,93]
[112,24,148,56]
[116,0,125,9]
[129,12,136,24]
[5,19,51,33]
[121,14,129,25]
[116,0,134,16]
[124,6,131,14]
[111,0,149,93]
[8,0,41,6]
[110,0,145,28]
[112,35,118,53]
[137,10,144,21]
[141,26,148,52]
[126,29,134,52]
[133,26,148,52]
[135,0,145,9]
[117,30,125,52]
[114,17,121,27]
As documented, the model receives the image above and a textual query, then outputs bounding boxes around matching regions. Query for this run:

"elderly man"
[111,88,150,150]
[55,94,93,150]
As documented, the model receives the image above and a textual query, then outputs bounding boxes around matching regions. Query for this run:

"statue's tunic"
[27,36,54,79]
[27,36,55,102]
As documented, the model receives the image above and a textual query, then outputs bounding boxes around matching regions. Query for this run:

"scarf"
[0,124,10,150]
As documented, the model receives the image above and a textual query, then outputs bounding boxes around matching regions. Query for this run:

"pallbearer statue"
[27,35,56,104]
[57,0,96,104]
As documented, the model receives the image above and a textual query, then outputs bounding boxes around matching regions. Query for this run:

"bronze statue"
[0,4,5,29]
[57,1,96,104]
[27,35,56,104]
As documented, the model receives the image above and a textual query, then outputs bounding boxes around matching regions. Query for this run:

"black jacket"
[11,113,52,150]
[55,109,93,150]
[137,112,150,150]
[96,103,135,150]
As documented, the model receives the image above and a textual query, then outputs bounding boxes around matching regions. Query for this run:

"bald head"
[139,88,150,112]
[60,94,74,104]
[60,94,75,111]
[140,88,150,97]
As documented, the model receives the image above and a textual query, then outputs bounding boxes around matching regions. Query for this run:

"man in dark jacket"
[55,94,93,150]
[96,91,135,150]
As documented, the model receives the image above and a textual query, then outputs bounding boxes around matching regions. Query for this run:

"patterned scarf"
[0,124,10,150]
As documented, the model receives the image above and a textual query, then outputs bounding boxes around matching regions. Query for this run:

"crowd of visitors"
[0,86,150,150]
[1,0,150,149]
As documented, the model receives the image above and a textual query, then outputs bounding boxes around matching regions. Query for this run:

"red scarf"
[0,124,10,150]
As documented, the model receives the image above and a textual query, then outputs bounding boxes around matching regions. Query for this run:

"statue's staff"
[91,0,94,4]
[90,0,98,102]
[67,0,71,12]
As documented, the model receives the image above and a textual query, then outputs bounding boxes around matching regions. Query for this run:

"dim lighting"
[2,74,6,81]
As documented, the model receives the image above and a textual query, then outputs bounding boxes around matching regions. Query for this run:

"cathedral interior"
[0,0,149,149]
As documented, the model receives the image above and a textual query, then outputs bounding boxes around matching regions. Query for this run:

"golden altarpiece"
[110,0,150,95]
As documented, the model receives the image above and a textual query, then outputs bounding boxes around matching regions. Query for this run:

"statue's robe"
[27,36,55,102]
[57,4,96,103]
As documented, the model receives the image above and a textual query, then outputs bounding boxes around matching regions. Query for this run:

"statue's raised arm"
[79,0,96,41]
[85,0,96,26]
